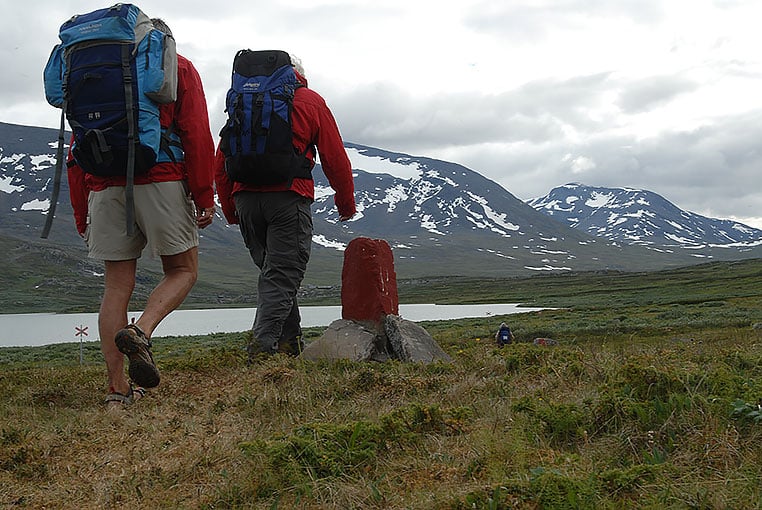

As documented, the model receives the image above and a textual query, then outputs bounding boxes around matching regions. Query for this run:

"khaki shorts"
[85,181,199,261]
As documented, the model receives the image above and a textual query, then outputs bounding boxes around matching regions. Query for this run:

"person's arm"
[173,57,215,211]
[213,146,239,224]
[314,104,356,220]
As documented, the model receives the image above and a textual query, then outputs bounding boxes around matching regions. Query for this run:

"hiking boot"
[277,336,305,357]
[115,324,160,388]
[246,334,277,365]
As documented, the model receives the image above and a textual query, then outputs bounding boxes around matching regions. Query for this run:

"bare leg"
[135,247,198,338]
[100,259,137,395]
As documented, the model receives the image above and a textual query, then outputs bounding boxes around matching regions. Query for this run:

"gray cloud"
[329,72,614,152]
[484,109,762,223]
[617,75,699,113]
[2,0,761,229]
[465,0,665,42]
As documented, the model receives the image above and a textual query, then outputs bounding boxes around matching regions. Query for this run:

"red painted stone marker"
[341,237,399,325]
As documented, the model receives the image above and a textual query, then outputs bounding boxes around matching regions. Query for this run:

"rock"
[301,319,380,362]
[341,238,399,326]
[302,237,449,364]
[384,314,452,363]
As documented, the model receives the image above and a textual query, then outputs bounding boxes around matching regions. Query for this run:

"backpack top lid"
[59,3,152,47]
[233,50,292,78]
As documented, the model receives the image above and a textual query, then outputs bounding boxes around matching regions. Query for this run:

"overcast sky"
[4,0,762,228]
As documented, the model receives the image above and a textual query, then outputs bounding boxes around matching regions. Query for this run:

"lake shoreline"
[0,303,546,348]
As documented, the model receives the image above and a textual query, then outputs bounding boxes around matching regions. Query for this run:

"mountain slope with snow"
[2,122,759,285]
[528,183,762,250]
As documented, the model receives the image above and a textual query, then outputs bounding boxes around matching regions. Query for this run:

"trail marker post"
[75,325,88,365]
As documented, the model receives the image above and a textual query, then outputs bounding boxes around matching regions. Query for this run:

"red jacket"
[67,54,215,235]
[214,71,356,224]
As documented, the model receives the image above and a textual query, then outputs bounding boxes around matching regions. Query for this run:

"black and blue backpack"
[41,3,180,237]
[219,49,313,186]
[497,325,513,347]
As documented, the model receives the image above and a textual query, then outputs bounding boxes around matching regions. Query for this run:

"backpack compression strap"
[121,44,136,236]
[159,122,184,163]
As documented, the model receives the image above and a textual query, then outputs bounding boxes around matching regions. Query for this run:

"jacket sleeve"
[66,144,88,236]
[213,146,238,224]
[313,101,356,218]
[172,57,215,210]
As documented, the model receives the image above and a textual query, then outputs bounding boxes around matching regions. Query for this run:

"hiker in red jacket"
[215,54,356,360]
[67,19,215,407]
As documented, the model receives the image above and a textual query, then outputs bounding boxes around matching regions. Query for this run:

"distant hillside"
[3,121,761,313]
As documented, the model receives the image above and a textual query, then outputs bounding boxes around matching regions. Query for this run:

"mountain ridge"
[2,121,760,300]
[527,182,762,248]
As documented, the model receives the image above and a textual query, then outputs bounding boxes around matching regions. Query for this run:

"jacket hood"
[294,68,308,88]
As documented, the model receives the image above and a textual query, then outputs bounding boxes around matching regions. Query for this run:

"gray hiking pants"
[234,191,313,353]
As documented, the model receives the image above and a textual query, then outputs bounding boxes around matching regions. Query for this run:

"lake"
[0,303,546,348]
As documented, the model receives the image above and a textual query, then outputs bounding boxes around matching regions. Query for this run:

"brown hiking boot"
[115,324,160,388]
[277,336,305,357]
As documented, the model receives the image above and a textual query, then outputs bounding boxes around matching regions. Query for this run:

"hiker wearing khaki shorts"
[66,18,215,408]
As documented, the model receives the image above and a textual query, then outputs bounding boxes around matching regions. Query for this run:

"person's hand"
[339,213,354,222]
[196,206,214,229]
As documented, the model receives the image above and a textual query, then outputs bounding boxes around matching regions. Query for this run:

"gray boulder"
[301,315,450,364]
[384,315,452,363]
[301,319,379,362]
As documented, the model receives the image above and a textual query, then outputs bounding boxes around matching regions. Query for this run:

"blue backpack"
[41,3,180,237]
[497,326,513,346]
[219,49,313,186]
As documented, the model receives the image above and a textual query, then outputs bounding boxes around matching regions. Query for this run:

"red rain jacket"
[214,70,356,224]
[67,54,216,235]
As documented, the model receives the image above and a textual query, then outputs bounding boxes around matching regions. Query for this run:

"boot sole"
[116,331,161,388]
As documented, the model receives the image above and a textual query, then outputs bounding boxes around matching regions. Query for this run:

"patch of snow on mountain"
[665,220,686,231]
[635,197,650,206]
[345,147,423,180]
[539,199,568,212]
[585,191,615,208]
[21,199,49,211]
[608,213,628,227]
[312,234,346,250]
[314,185,335,200]
[665,233,696,244]
[1,153,24,165]
[383,184,409,212]
[1,175,24,193]
[419,214,446,235]
[624,210,653,219]
[525,264,572,271]
[478,248,515,259]
[30,155,55,170]
[425,170,458,187]
[466,191,519,232]
[708,238,762,248]
[413,179,443,204]
[731,223,757,234]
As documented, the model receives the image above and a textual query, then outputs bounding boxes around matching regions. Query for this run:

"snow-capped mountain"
[2,122,758,284]
[528,183,762,249]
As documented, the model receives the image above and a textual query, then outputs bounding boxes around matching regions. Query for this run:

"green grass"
[1,259,762,508]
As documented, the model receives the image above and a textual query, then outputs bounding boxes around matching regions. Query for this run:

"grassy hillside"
[1,259,762,508]
[0,234,330,313]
